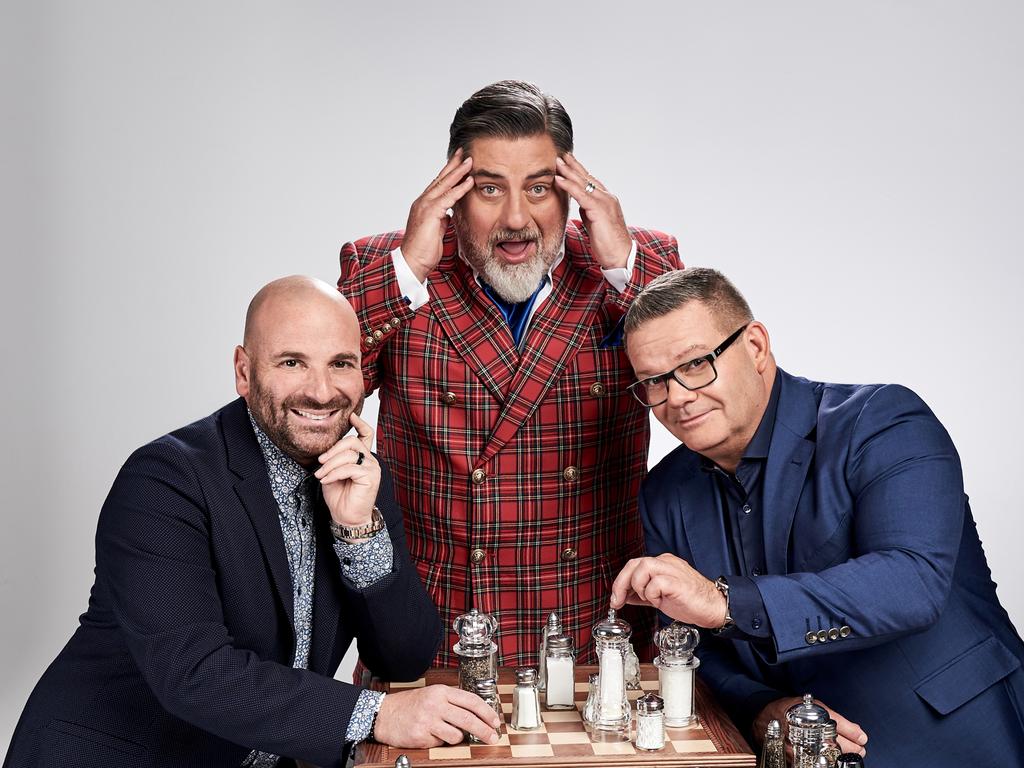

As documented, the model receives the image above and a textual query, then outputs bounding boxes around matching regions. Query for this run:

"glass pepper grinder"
[582,673,600,730]
[537,611,561,692]
[819,719,841,767]
[543,634,576,709]
[591,608,632,739]
[470,677,502,744]
[786,694,831,768]
[759,718,786,768]
[634,692,666,751]
[653,621,701,727]
[511,667,542,730]
[453,608,498,694]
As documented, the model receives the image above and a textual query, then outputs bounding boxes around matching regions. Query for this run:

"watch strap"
[330,506,384,541]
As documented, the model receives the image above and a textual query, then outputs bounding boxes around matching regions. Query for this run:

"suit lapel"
[428,227,518,402]
[223,398,295,627]
[478,225,605,465]
[676,462,732,578]
[763,371,818,575]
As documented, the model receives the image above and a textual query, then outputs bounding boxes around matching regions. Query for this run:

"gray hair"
[624,268,754,336]
[447,80,573,159]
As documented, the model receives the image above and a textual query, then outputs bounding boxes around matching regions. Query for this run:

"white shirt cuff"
[599,240,637,293]
[392,248,430,311]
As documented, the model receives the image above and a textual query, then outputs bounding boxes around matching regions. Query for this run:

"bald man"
[4,277,500,768]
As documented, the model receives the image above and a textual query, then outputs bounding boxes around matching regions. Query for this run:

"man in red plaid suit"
[338,81,681,668]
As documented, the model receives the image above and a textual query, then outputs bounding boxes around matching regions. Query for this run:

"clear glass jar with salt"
[543,634,575,709]
[653,621,701,727]
[635,692,666,751]
[511,667,542,730]
[591,608,631,739]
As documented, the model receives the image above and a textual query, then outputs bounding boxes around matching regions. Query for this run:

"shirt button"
[752,617,762,630]
[441,391,458,405]
[562,466,579,482]
[471,469,487,485]
[560,547,578,562]
[364,335,375,347]
[589,382,605,397]
[742,504,751,515]
[752,568,762,576]
[382,323,392,333]
[373,330,384,341]
[805,631,818,645]
[470,548,486,564]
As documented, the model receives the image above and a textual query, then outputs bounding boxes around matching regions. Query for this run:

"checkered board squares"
[357,665,755,767]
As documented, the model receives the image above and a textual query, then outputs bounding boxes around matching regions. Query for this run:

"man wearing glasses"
[610,268,1024,766]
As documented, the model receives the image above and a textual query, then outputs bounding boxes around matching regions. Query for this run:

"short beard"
[454,214,566,303]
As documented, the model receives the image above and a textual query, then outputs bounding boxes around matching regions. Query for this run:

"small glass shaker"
[537,611,561,692]
[582,673,600,730]
[544,634,576,709]
[635,693,666,751]
[819,719,841,767]
[592,608,632,738]
[625,642,642,690]
[836,754,865,768]
[511,667,542,731]
[653,621,701,727]
[759,718,786,768]
[470,677,502,744]
[453,608,498,694]
[786,694,831,768]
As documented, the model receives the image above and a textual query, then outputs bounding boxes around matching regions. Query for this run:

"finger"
[318,435,375,465]
[439,174,474,210]
[349,412,375,450]
[315,465,373,487]
[425,148,464,191]
[824,706,867,747]
[448,705,499,744]
[837,735,866,756]
[553,172,606,211]
[447,687,503,728]
[624,590,656,608]
[314,450,377,481]
[430,721,466,746]
[428,156,473,199]
[560,153,607,192]
[610,558,645,607]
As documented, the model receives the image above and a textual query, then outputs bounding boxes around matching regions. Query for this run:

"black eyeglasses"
[627,325,748,407]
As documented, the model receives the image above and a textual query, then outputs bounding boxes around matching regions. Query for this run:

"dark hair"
[447,80,573,159]
[624,268,754,336]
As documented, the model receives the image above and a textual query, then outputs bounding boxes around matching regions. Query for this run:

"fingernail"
[556,156,565,164]
[488,731,499,744]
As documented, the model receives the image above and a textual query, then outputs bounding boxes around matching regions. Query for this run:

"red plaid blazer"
[338,220,681,667]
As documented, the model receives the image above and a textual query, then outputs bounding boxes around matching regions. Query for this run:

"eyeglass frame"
[626,324,749,407]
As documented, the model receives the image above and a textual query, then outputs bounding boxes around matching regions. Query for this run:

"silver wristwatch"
[329,506,385,541]
[711,575,735,633]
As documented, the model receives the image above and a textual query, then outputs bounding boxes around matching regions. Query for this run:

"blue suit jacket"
[641,370,1024,766]
[4,398,442,768]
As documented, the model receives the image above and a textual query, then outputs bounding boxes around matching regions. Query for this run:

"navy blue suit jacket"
[642,370,1024,765]
[4,398,442,768]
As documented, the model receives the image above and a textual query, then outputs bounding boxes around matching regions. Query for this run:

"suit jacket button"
[391,317,402,327]
[442,392,458,405]
[827,627,840,641]
[471,469,487,485]
[589,382,605,397]
[373,330,384,341]
[382,323,392,333]
[817,629,829,644]
[470,548,486,564]
[805,631,817,645]
[562,466,579,482]
[752,617,762,630]
[840,625,852,638]
[364,335,375,347]
[560,547,578,561]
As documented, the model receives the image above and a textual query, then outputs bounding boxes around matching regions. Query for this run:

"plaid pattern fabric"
[338,221,681,667]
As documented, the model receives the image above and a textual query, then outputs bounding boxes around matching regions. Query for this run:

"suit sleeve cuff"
[598,240,637,293]
[392,248,430,310]
[345,689,386,744]
[721,576,772,639]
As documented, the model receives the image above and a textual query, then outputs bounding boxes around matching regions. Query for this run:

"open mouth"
[495,239,536,263]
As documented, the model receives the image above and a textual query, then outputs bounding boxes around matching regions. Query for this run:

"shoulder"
[642,443,705,500]
[343,230,405,258]
[626,225,679,255]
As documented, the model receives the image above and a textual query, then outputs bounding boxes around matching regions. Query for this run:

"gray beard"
[454,218,565,303]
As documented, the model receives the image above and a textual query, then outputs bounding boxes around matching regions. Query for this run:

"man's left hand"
[610,553,728,629]
[314,412,380,529]
[555,153,632,269]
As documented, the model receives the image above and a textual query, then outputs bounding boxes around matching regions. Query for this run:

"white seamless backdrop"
[2,0,1022,750]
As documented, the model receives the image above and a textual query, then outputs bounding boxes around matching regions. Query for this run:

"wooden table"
[356,665,755,767]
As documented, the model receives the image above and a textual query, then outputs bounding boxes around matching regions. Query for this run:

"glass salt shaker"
[635,693,666,751]
[819,719,841,767]
[786,694,831,768]
[653,621,701,727]
[511,667,542,730]
[625,642,641,690]
[591,608,631,739]
[453,608,498,694]
[470,677,502,744]
[537,611,561,692]
[543,634,576,709]
[582,673,600,730]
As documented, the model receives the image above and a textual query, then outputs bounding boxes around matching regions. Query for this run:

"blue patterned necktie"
[480,277,548,347]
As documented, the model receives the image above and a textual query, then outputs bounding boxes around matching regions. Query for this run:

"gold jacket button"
[562,466,579,482]
[373,330,384,341]
[817,629,829,644]
[364,336,375,347]
[470,548,486,564]
[805,631,818,645]
[827,627,840,641]
[391,317,402,328]
[560,547,578,562]
[382,323,392,333]
[840,625,852,638]
[471,469,487,485]
[442,392,458,405]
[589,382,605,397]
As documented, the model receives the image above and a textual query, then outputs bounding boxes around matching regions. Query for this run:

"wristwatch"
[329,506,385,541]
[711,575,734,633]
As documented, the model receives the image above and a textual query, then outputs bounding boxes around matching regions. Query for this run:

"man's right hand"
[372,684,501,747]
[401,148,474,283]
[754,696,868,759]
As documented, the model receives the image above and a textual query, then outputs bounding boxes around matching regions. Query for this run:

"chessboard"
[356,665,755,767]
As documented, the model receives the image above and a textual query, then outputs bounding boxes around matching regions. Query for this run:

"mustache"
[488,227,541,246]
[282,395,352,412]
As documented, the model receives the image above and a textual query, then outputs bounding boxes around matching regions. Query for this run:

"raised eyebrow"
[526,168,556,181]
[332,353,359,364]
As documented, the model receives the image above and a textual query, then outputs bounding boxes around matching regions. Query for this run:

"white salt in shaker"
[653,621,701,727]
[543,634,576,709]
[635,692,666,751]
[511,667,542,730]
